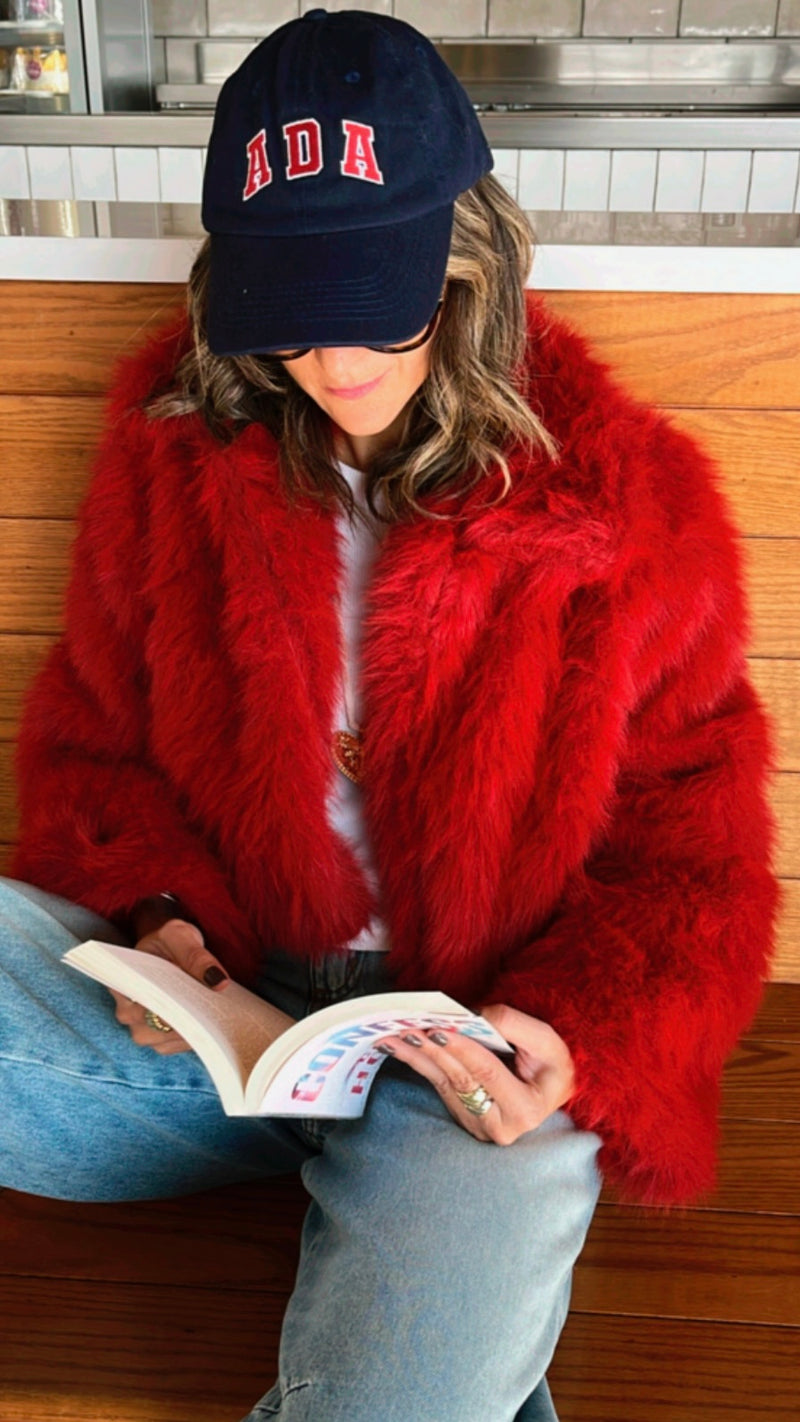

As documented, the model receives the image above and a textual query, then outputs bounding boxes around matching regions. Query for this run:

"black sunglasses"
[265,299,444,362]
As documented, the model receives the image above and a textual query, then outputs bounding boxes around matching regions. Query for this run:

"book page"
[246,997,512,1117]
[64,942,294,1113]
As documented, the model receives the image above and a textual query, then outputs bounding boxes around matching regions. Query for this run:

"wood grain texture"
[543,291,800,409]
[752,981,800,1039]
[548,1313,800,1422]
[667,408,800,536]
[2,286,799,409]
[0,396,102,518]
[0,519,75,634]
[573,1208,800,1325]
[721,1037,800,1121]
[0,285,183,396]
[0,635,53,737]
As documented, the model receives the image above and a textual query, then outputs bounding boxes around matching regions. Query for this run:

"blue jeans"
[0,877,602,1422]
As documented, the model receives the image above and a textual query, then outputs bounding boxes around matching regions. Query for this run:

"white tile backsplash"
[563,149,612,211]
[608,150,658,212]
[584,1,680,37]
[748,150,800,213]
[27,147,73,201]
[301,0,392,10]
[679,0,778,37]
[71,147,117,202]
[777,0,800,33]
[518,149,565,211]
[393,0,488,37]
[114,148,161,203]
[700,150,752,214]
[158,147,204,204]
[491,148,519,200]
[488,0,582,36]
[0,146,30,200]
[165,38,200,83]
[655,150,705,212]
[152,1,208,38]
[207,0,298,37]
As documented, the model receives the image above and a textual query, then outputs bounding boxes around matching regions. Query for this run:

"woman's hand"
[376,1005,576,1144]
[110,919,230,1055]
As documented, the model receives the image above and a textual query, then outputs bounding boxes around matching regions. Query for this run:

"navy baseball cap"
[201,7,492,357]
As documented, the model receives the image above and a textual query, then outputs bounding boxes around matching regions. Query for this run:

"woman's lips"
[325,372,386,399]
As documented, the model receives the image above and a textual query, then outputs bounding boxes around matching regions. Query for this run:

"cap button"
[304,7,327,18]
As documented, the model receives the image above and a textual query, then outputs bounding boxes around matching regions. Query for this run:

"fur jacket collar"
[14,293,778,1203]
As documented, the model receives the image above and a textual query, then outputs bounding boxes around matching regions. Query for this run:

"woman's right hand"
[110,918,230,1055]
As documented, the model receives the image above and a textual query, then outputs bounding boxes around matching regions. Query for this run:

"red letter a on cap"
[340,121,384,185]
[243,128,273,200]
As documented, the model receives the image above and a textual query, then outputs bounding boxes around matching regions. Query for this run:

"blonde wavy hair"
[148,173,559,520]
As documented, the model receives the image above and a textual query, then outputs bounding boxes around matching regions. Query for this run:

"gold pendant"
[332,729,365,785]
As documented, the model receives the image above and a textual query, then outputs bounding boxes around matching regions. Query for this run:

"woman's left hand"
[375,1005,576,1144]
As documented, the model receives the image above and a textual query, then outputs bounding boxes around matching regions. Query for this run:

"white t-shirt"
[327,461,390,952]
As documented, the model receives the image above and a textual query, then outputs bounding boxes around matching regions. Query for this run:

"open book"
[64,941,512,1119]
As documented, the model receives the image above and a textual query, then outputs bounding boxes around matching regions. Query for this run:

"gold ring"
[144,1009,174,1034]
[455,1084,494,1116]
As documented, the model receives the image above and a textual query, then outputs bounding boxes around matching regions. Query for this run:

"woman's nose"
[314,347,377,383]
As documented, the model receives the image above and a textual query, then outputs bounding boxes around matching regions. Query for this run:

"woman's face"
[280,332,433,467]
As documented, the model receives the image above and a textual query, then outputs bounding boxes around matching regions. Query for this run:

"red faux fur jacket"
[13,293,779,1205]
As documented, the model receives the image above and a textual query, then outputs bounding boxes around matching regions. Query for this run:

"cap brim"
[206,204,453,357]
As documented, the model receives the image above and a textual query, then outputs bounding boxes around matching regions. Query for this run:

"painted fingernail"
[203,966,227,987]
[427,1031,450,1046]
[403,1033,425,1047]
[375,1043,396,1055]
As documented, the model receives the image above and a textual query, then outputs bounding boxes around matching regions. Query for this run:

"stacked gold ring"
[455,1084,494,1116]
[144,1009,174,1034]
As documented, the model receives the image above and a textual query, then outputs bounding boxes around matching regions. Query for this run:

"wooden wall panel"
[0,285,183,395]
[667,408,800,536]
[543,291,800,409]
[0,396,103,518]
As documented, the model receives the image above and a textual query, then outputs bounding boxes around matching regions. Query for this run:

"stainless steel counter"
[3,112,800,150]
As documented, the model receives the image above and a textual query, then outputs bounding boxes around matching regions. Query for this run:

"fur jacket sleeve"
[12,294,779,1205]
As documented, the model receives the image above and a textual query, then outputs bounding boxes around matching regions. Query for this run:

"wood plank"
[749,659,800,774]
[3,397,800,536]
[0,284,184,396]
[544,291,800,409]
[722,1037,800,1122]
[750,981,800,1040]
[668,408,800,537]
[0,1275,797,1422]
[0,1181,305,1293]
[774,877,800,981]
[0,396,102,518]
[772,774,799,879]
[0,635,53,737]
[572,1208,800,1325]
[0,1275,282,1422]
[600,1117,800,1215]
[0,519,75,634]
[1,1116,795,1297]
[549,1312,800,1422]
[2,285,799,410]
[743,539,800,659]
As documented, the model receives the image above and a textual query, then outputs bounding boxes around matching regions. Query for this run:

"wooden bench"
[1,284,798,1421]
